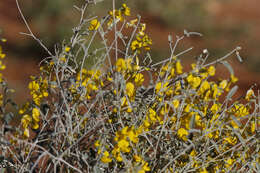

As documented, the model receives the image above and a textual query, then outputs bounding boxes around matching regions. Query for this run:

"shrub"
[0,0,259,172]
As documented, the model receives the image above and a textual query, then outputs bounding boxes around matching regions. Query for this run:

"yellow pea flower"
[65,46,70,52]
[32,108,40,122]
[176,61,183,74]
[230,74,238,83]
[126,82,135,98]
[122,3,130,16]
[219,80,228,89]
[24,128,30,138]
[101,151,112,163]
[118,139,130,153]
[21,114,32,129]
[177,128,188,141]
[148,108,157,122]
[88,19,100,31]
[210,103,221,114]
[94,140,100,147]
[134,73,144,86]
[199,80,210,94]
[133,155,142,162]
[172,99,179,109]
[131,40,142,51]
[31,121,39,130]
[116,58,126,72]
[208,66,216,76]
[28,81,40,91]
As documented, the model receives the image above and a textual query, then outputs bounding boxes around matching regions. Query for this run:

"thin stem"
[16,0,53,57]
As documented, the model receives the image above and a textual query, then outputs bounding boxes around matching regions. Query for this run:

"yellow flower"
[139,161,150,173]
[159,64,168,77]
[142,35,152,50]
[172,99,180,109]
[155,82,169,95]
[65,46,70,52]
[118,139,130,153]
[176,61,183,74]
[193,76,201,88]
[199,168,208,173]
[128,128,139,143]
[184,104,191,113]
[208,66,215,76]
[131,40,142,51]
[94,140,100,147]
[230,74,238,83]
[28,81,40,91]
[115,153,123,162]
[199,80,210,94]
[251,122,255,133]
[127,18,138,27]
[210,103,221,114]
[112,147,123,162]
[134,73,144,86]
[108,10,123,26]
[24,128,30,138]
[31,121,39,129]
[101,151,112,163]
[190,149,197,157]
[121,96,128,107]
[224,136,237,145]
[21,114,32,129]
[231,104,249,117]
[32,108,40,122]
[148,108,157,122]
[125,58,133,71]
[126,82,135,98]
[187,74,201,89]
[143,118,150,130]
[155,82,162,93]
[230,120,240,129]
[170,67,175,78]
[225,158,234,168]
[121,126,129,136]
[116,58,126,72]
[88,19,100,31]
[1,38,7,42]
[0,61,6,70]
[212,83,221,99]
[219,80,228,89]
[59,56,66,63]
[177,128,188,141]
[43,91,49,97]
[122,3,130,16]
[0,46,6,59]
[133,155,142,162]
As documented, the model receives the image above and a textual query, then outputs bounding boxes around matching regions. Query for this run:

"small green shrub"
[0,0,259,172]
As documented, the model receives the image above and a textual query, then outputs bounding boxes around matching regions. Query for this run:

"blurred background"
[0,0,260,103]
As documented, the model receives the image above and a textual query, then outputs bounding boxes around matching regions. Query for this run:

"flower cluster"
[0,38,6,84]
[70,68,103,101]
[107,3,131,27]
[130,22,152,53]
[0,1,259,173]
[20,106,41,138]
[0,38,6,107]
[28,76,49,106]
